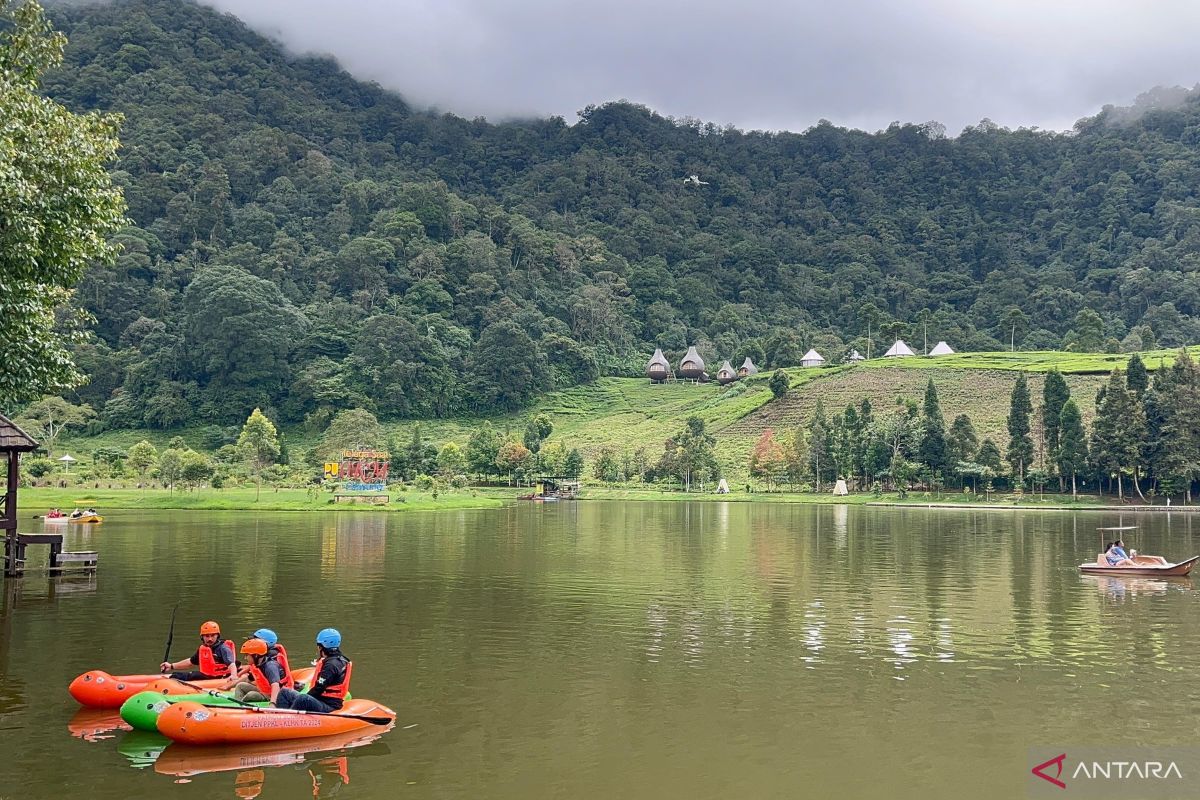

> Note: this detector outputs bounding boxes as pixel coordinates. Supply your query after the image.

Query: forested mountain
[36,0,1200,430]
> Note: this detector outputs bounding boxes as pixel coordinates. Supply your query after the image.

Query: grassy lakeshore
[15,484,1193,514]
[18,486,505,514]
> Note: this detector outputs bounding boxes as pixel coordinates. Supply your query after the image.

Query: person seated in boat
[46,508,63,519]
[230,627,296,689]
[1105,540,1137,567]
[273,628,350,713]
[160,620,237,680]
[84,507,97,516]
[227,638,291,704]
[69,507,82,519]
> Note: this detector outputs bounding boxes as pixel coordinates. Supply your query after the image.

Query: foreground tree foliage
[0,0,125,408]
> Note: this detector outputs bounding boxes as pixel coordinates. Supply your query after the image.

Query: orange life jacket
[247,652,293,694]
[197,639,235,677]
[310,654,352,700]
[273,643,294,687]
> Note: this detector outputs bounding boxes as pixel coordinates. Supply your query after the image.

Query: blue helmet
[251,628,278,646]
[316,628,341,649]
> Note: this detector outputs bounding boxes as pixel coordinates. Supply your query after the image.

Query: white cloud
[200,0,1200,133]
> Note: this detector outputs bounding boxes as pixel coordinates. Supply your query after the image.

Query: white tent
[832,479,849,496]
[928,341,955,356]
[800,348,825,367]
[716,478,730,494]
[884,339,915,358]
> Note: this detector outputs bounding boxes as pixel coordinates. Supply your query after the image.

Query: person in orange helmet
[224,637,291,704]
[160,620,237,680]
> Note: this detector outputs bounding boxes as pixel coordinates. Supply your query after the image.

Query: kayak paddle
[162,603,179,666]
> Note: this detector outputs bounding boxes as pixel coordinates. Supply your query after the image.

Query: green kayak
[119,690,267,732]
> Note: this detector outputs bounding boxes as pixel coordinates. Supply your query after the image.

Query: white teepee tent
[928,341,955,356]
[884,339,915,357]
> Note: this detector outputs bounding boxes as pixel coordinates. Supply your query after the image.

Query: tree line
[748,352,1200,501]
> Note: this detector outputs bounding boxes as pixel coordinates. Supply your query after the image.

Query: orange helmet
[199,620,221,636]
[240,638,268,656]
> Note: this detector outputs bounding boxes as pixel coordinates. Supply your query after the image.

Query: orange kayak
[70,666,316,708]
[142,667,315,698]
[156,699,395,745]
[69,670,227,708]
[154,727,387,776]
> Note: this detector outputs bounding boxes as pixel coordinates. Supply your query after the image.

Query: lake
[3,503,1199,798]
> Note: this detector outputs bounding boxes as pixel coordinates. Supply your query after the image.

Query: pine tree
[1158,350,1200,501]
[1042,369,1070,488]
[918,378,948,479]
[1126,353,1148,397]
[1090,370,1141,500]
[808,399,831,492]
[1006,374,1034,488]
[1057,399,1087,498]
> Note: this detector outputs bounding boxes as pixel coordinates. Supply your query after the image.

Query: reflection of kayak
[116,730,172,769]
[67,707,131,741]
[69,671,228,708]
[157,699,395,744]
[1079,554,1200,577]
[154,727,388,776]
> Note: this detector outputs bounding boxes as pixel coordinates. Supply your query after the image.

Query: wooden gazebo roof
[0,413,38,452]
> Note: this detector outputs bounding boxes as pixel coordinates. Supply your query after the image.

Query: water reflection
[148,727,390,797]
[9,504,1200,799]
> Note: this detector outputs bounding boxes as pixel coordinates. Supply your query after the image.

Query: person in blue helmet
[273,628,352,713]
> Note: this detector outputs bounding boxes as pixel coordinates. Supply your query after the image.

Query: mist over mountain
[36,0,1200,430]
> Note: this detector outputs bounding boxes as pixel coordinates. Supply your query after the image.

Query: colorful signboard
[324,450,389,491]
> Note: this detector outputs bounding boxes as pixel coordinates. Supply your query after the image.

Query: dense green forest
[27,0,1200,432]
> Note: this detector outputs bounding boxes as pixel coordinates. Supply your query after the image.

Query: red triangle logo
[1032,753,1067,789]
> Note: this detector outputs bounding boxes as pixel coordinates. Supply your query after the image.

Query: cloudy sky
[201,0,1200,134]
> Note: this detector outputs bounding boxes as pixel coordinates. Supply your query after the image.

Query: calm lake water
[3,502,1200,798]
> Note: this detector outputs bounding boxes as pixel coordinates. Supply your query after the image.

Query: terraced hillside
[728,368,1109,453]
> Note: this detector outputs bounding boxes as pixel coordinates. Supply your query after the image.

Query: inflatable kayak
[70,667,315,708]
[156,699,395,745]
[121,690,268,732]
[154,727,386,777]
[69,671,227,708]
[71,514,103,523]
[121,670,325,731]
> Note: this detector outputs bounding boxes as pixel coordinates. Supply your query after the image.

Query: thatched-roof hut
[646,348,671,382]
[928,341,955,356]
[738,357,759,377]
[801,348,825,367]
[884,339,915,358]
[679,346,705,380]
[716,360,737,384]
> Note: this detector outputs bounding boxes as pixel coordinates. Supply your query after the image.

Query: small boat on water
[156,698,395,745]
[1079,553,1200,577]
[71,513,103,524]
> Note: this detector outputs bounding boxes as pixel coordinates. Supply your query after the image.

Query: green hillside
[58,349,1181,483]
[9,0,1200,430]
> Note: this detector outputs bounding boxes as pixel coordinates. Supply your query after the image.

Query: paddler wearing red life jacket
[160,620,237,680]
[223,627,294,702]
[274,628,351,713]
